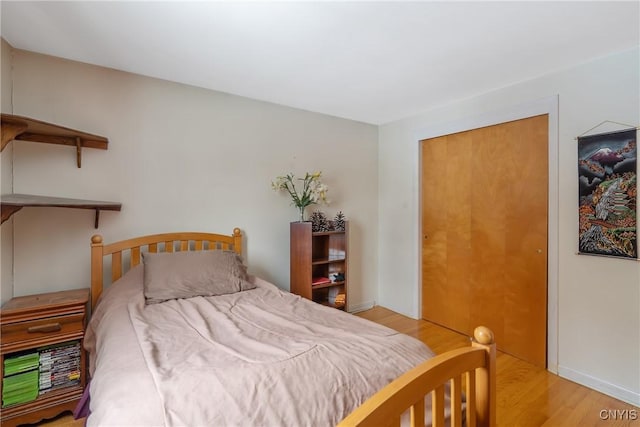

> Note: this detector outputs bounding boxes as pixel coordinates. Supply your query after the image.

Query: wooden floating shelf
[1,194,121,228]
[1,114,109,168]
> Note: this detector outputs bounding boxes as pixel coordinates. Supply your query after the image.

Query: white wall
[7,49,378,312]
[378,47,640,405]
[1,38,14,304]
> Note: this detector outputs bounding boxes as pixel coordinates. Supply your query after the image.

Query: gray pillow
[142,250,256,304]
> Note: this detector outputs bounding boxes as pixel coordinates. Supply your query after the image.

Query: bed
[86,229,495,427]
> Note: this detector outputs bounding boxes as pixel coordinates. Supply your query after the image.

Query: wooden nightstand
[0,289,89,427]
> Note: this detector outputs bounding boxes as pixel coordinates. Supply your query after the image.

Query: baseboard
[348,300,375,313]
[558,365,640,407]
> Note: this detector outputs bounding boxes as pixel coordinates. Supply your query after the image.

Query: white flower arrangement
[272,172,329,221]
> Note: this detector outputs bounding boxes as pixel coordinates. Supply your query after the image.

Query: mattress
[84,265,445,426]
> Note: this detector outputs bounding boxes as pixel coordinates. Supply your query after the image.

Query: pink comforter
[85,266,438,426]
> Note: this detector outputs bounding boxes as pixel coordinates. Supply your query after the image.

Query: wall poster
[578,128,637,259]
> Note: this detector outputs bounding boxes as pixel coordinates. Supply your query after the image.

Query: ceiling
[1,1,639,125]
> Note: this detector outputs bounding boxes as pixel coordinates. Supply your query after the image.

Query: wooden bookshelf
[290,221,348,310]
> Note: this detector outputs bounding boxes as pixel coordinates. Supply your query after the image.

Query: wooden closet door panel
[444,132,472,334]
[502,115,548,367]
[421,133,472,334]
[421,135,450,327]
[469,124,509,344]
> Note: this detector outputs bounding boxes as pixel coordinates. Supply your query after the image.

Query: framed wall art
[578,127,637,259]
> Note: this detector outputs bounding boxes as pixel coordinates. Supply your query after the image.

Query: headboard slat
[131,247,141,267]
[165,241,174,252]
[180,240,188,251]
[112,252,122,283]
[149,243,158,253]
[195,240,203,251]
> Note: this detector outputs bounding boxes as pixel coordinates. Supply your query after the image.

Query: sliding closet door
[421,114,548,368]
[421,131,473,335]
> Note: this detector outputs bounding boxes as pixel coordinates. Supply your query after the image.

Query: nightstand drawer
[1,313,84,345]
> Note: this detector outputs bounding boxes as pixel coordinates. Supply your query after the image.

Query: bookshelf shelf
[312,280,345,290]
[312,257,346,265]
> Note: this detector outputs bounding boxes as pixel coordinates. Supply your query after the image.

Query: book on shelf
[2,340,82,406]
[38,340,81,393]
[40,359,80,372]
[312,276,331,285]
[2,387,39,407]
[2,369,39,407]
[3,369,38,388]
[328,248,345,260]
[38,380,81,395]
[39,369,81,382]
[39,378,81,394]
[4,352,39,376]
[39,341,81,357]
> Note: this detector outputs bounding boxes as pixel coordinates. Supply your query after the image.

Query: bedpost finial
[473,326,494,345]
[233,228,241,237]
[91,234,103,244]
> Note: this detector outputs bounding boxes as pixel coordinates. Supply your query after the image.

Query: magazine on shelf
[312,276,331,286]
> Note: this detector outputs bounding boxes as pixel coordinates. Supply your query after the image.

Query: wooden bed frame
[89,230,496,427]
[338,326,496,427]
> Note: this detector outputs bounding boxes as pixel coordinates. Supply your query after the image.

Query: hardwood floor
[357,306,639,427]
[30,305,639,426]
[19,414,84,427]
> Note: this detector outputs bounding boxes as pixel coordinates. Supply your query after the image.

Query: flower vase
[298,206,306,222]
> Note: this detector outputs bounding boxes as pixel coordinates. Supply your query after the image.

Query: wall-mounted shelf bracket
[1,205,23,224]
[76,137,82,168]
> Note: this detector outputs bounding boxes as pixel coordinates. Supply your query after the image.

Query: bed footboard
[338,326,496,427]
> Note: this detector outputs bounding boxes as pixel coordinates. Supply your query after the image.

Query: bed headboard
[90,229,243,309]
